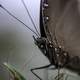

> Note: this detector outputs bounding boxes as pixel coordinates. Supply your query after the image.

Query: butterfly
[0,0,80,80]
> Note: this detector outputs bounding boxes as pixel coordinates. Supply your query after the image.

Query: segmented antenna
[21,0,40,36]
[0,4,39,37]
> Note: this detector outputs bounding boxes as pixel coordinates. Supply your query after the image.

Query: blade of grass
[3,62,26,80]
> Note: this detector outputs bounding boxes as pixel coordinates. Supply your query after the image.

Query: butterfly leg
[31,64,52,80]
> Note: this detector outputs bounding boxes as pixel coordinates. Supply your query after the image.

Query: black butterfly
[0,0,80,80]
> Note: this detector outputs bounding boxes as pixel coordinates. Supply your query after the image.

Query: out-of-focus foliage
[3,62,26,80]
[0,77,4,80]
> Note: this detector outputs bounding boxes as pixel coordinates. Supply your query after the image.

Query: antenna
[21,0,40,36]
[0,4,39,37]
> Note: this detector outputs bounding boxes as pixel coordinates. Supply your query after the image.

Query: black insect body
[30,0,80,79]
[33,36,69,67]
[33,36,55,64]
[32,35,70,80]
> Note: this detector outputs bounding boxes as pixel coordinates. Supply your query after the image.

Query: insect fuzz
[33,36,69,68]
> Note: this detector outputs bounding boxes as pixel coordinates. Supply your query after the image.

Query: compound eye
[40,43,46,49]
